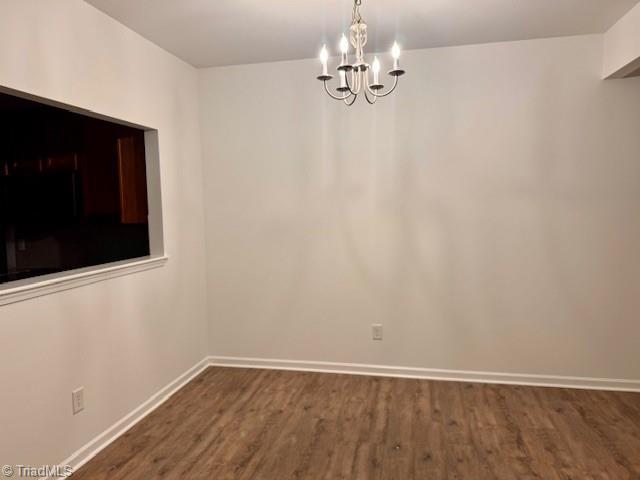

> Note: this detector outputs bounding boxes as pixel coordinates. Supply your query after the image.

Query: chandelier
[317,0,405,106]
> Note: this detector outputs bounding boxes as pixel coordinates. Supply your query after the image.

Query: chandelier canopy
[317,0,405,106]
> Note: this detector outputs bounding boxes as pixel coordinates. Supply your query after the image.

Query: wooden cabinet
[117,134,148,224]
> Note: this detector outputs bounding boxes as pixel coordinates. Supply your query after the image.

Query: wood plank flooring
[72,367,640,479]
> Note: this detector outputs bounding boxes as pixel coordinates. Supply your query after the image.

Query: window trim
[0,255,168,307]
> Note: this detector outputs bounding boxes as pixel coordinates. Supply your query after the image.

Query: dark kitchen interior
[0,92,150,285]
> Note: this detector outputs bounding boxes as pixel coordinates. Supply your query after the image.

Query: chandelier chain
[352,0,362,24]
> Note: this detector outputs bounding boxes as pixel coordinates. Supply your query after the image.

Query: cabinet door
[117,135,148,224]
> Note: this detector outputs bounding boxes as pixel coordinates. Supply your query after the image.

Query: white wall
[0,0,208,466]
[603,2,640,78]
[200,35,640,381]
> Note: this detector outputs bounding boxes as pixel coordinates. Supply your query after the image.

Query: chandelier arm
[364,89,377,104]
[344,93,358,106]
[363,73,377,104]
[354,70,364,94]
[367,75,399,98]
[323,80,352,101]
[344,70,360,96]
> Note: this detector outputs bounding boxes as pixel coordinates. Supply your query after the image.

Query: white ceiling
[85,0,639,68]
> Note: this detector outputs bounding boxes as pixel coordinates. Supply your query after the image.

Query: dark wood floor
[72,367,640,479]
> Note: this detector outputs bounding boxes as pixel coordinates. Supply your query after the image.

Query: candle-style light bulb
[320,45,329,64]
[320,45,329,76]
[339,34,349,68]
[391,42,401,59]
[391,42,401,71]
[340,34,349,54]
[372,56,381,84]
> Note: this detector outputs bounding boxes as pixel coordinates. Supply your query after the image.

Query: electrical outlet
[372,324,383,341]
[72,387,85,415]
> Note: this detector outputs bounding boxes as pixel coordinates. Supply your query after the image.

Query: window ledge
[0,255,168,307]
